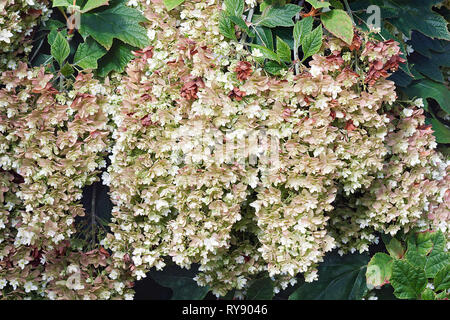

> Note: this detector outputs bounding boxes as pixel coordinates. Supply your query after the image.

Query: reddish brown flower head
[349,32,362,51]
[141,114,155,127]
[345,119,356,132]
[132,47,154,59]
[180,77,205,100]
[228,87,246,101]
[365,55,406,86]
[330,110,336,120]
[234,61,253,81]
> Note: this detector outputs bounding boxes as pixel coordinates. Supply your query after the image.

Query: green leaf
[385,238,405,259]
[150,265,209,300]
[219,12,237,40]
[255,4,301,28]
[225,0,244,17]
[409,45,450,83]
[50,32,70,67]
[389,69,412,88]
[60,63,74,77]
[73,37,108,69]
[421,288,435,300]
[81,0,109,12]
[436,291,449,300]
[402,79,450,114]
[254,26,274,50]
[31,54,53,67]
[246,277,274,300]
[229,15,254,37]
[40,19,65,31]
[272,27,294,49]
[428,118,450,144]
[163,0,185,11]
[306,0,330,9]
[79,1,149,50]
[250,44,280,62]
[320,9,353,45]
[289,252,369,300]
[52,0,72,7]
[329,0,343,9]
[96,40,135,77]
[434,265,450,291]
[260,1,268,12]
[366,253,393,288]
[276,36,291,63]
[48,28,68,45]
[424,232,449,278]
[301,25,322,61]
[410,32,446,58]
[383,0,450,41]
[415,232,435,256]
[404,244,426,270]
[264,60,285,75]
[293,16,313,52]
[390,259,427,299]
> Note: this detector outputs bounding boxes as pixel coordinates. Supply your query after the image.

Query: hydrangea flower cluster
[0,0,51,71]
[101,0,449,296]
[0,64,133,299]
[0,0,448,299]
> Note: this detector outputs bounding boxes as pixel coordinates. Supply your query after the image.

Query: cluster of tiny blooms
[100,0,448,297]
[0,0,51,71]
[0,0,448,299]
[0,65,134,299]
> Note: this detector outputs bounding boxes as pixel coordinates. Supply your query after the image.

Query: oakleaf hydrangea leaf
[301,25,322,61]
[294,16,313,52]
[73,37,107,69]
[96,40,135,77]
[385,238,405,259]
[391,259,427,299]
[79,0,149,50]
[246,277,274,300]
[150,265,209,300]
[255,4,301,28]
[289,252,369,300]
[224,0,244,17]
[219,12,237,40]
[50,31,70,67]
[276,36,291,62]
[434,265,450,291]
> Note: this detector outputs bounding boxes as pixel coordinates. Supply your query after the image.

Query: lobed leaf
[150,265,209,300]
[289,252,369,300]
[50,32,70,67]
[293,16,313,52]
[73,37,108,69]
[255,4,301,28]
[246,277,274,300]
[301,25,322,61]
[390,259,427,299]
[96,40,136,77]
[79,0,149,50]
[276,36,291,62]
